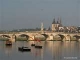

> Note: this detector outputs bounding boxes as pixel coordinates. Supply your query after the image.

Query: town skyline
[0,17,79,31]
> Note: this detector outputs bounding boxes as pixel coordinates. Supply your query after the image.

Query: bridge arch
[58,34,65,41]
[53,34,64,41]
[1,35,10,38]
[41,34,49,40]
[34,34,46,40]
[73,35,80,41]
[18,34,29,40]
[0,35,11,41]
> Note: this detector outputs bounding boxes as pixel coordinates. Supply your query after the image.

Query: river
[0,41,80,60]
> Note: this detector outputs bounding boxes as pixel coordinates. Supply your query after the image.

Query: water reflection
[0,41,80,60]
[5,45,12,54]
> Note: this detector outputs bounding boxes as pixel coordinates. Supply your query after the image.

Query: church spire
[58,17,61,24]
[41,22,44,33]
[41,22,44,31]
[59,17,61,24]
[52,18,56,24]
[57,20,59,24]
[59,17,62,26]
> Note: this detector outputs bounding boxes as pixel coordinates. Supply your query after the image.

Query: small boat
[5,41,12,46]
[33,39,42,49]
[18,47,31,52]
[31,44,35,46]
[35,45,42,49]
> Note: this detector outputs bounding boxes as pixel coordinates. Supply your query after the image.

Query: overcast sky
[0,0,80,30]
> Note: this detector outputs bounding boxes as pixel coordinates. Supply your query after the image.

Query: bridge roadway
[0,31,80,42]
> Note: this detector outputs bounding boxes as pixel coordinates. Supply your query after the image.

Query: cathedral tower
[52,18,56,31]
[52,17,61,31]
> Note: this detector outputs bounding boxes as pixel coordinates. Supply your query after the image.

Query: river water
[0,41,80,60]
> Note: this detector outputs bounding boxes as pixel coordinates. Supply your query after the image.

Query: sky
[0,0,80,30]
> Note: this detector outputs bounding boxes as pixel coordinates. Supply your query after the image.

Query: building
[52,18,62,32]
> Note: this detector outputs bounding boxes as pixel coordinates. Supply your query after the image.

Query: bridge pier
[9,35,16,42]
[49,35,54,40]
[65,35,71,41]
[29,36,35,40]
[78,39,80,42]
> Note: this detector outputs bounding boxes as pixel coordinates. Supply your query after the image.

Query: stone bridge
[0,31,80,42]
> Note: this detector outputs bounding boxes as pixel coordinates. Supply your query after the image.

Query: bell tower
[52,18,56,31]
[58,17,62,26]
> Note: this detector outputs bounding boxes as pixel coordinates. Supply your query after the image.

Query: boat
[31,42,35,46]
[18,47,31,52]
[30,37,35,46]
[31,44,35,46]
[34,38,42,49]
[35,45,42,49]
[5,40,12,46]
[30,37,42,48]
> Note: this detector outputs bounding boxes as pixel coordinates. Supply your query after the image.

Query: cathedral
[52,17,62,32]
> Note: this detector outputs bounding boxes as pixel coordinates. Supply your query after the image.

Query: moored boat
[18,47,31,52]
[31,44,35,46]
[34,38,42,49]
[5,40,12,46]
[35,45,42,49]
